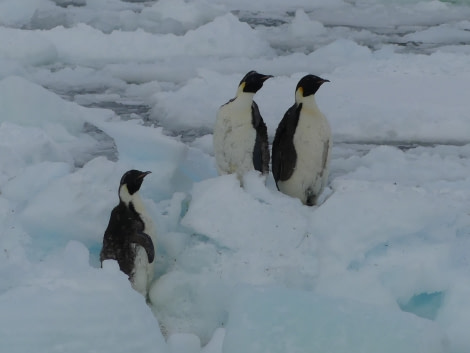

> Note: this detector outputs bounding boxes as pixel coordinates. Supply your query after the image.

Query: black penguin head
[296,74,330,98]
[238,71,273,94]
[119,169,151,196]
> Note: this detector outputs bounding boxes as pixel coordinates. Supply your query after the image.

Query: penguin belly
[214,105,257,178]
[129,195,156,297]
[131,245,154,296]
[278,110,331,205]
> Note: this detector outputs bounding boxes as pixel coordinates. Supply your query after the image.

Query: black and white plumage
[213,70,272,179]
[100,169,156,298]
[272,74,332,206]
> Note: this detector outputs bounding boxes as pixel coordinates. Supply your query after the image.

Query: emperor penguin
[100,169,156,298]
[213,70,272,180]
[272,74,332,206]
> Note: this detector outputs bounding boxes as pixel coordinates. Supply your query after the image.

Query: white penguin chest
[214,102,256,175]
[119,185,156,296]
[293,109,331,169]
[130,195,155,295]
[131,195,154,237]
[278,107,332,203]
[120,186,156,242]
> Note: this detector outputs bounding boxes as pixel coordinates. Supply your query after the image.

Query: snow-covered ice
[224,286,449,353]
[1,0,470,352]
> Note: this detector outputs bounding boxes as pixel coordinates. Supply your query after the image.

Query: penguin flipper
[251,101,270,174]
[272,104,300,184]
[99,240,116,266]
[130,231,155,263]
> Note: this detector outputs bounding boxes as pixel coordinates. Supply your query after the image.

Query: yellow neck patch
[295,87,304,103]
[237,82,246,94]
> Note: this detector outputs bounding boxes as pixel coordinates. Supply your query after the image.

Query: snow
[1,0,470,353]
[223,286,450,353]
[0,241,168,353]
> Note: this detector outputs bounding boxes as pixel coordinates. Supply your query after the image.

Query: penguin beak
[261,75,273,81]
[138,171,152,179]
[321,78,330,83]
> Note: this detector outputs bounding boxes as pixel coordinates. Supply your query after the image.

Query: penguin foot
[305,189,318,206]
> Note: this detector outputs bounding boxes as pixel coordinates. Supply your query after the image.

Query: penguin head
[295,74,329,101]
[238,71,273,94]
[119,169,151,196]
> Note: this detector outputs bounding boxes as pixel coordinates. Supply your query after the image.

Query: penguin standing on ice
[100,169,156,298]
[272,74,332,206]
[213,71,272,179]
